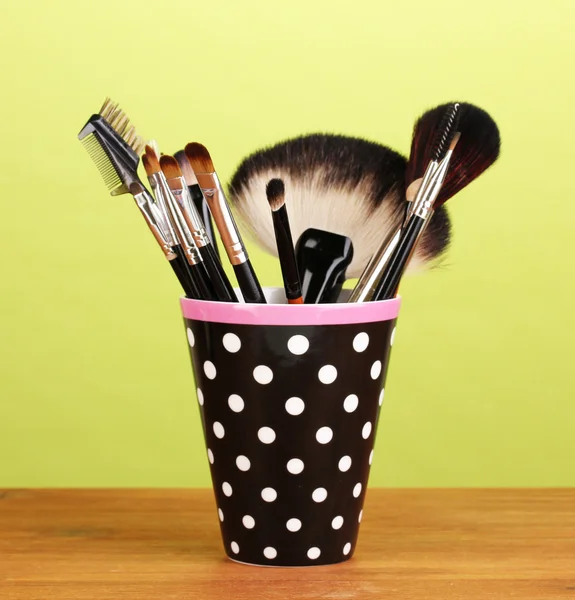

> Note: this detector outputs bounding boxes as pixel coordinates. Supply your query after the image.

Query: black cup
[181,288,401,566]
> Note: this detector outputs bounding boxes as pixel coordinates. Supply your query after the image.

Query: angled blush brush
[373,103,462,301]
[265,178,303,304]
[159,155,238,303]
[77,98,198,297]
[185,142,266,304]
[227,134,451,282]
[174,150,221,259]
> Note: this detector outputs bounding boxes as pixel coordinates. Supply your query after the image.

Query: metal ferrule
[147,174,177,247]
[149,172,202,266]
[348,227,402,303]
[132,189,177,260]
[195,171,248,266]
[412,151,454,220]
[406,160,437,219]
[167,177,211,249]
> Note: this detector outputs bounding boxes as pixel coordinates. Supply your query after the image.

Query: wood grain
[0,489,574,599]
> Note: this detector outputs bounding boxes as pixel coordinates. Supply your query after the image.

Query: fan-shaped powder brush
[227,134,451,281]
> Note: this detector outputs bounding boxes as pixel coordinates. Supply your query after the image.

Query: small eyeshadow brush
[185,142,266,304]
[265,178,303,304]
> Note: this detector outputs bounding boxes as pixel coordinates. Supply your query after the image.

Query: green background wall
[1,0,573,487]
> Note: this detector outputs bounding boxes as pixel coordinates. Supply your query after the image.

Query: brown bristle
[159,155,183,180]
[174,150,198,186]
[265,178,286,212]
[98,97,146,156]
[407,102,500,207]
[142,154,153,178]
[144,145,161,174]
[184,143,215,174]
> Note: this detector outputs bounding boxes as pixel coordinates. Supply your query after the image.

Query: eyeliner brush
[174,150,220,259]
[159,155,238,303]
[143,148,215,301]
[185,142,267,304]
[265,179,303,304]
[373,104,462,301]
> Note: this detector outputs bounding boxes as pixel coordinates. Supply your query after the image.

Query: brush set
[78,98,500,305]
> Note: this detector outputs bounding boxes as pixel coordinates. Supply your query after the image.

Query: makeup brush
[128,182,201,298]
[185,142,267,304]
[265,178,303,304]
[159,155,238,303]
[227,134,451,280]
[143,147,216,301]
[174,150,220,258]
[350,101,500,302]
[77,98,198,297]
[372,103,462,301]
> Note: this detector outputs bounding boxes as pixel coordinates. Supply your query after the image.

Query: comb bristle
[96,97,147,156]
[81,132,124,194]
[265,178,286,211]
[144,145,161,174]
[184,143,215,174]
[431,103,460,161]
[174,150,199,186]
[159,155,183,180]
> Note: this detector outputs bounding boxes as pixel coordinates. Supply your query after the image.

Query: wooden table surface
[1,489,574,599]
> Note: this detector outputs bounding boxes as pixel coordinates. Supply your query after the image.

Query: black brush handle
[272,207,302,301]
[189,184,220,259]
[199,245,238,302]
[372,215,425,301]
[189,261,217,301]
[233,261,266,303]
[171,245,201,299]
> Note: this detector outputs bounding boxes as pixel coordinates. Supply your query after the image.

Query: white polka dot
[242,515,255,529]
[316,426,333,444]
[228,394,244,413]
[369,449,374,465]
[353,332,369,352]
[213,422,225,439]
[339,456,352,472]
[332,516,344,530]
[353,483,362,497]
[287,458,304,474]
[312,487,327,502]
[236,455,251,471]
[258,427,276,444]
[370,360,382,380]
[362,422,372,439]
[261,487,277,502]
[379,388,385,406]
[197,388,204,406]
[343,543,351,555]
[204,360,216,379]
[358,510,363,523]
[253,365,273,384]
[390,326,396,346]
[218,508,224,521]
[222,332,241,352]
[318,365,337,384]
[263,547,277,559]
[187,327,195,347]
[307,547,321,560]
[222,482,232,497]
[207,448,214,464]
[343,394,358,413]
[231,541,239,554]
[286,518,302,532]
[287,334,309,355]
[285,397,305,415]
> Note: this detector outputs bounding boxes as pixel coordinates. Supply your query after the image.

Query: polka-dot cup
[181,287,400,567]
